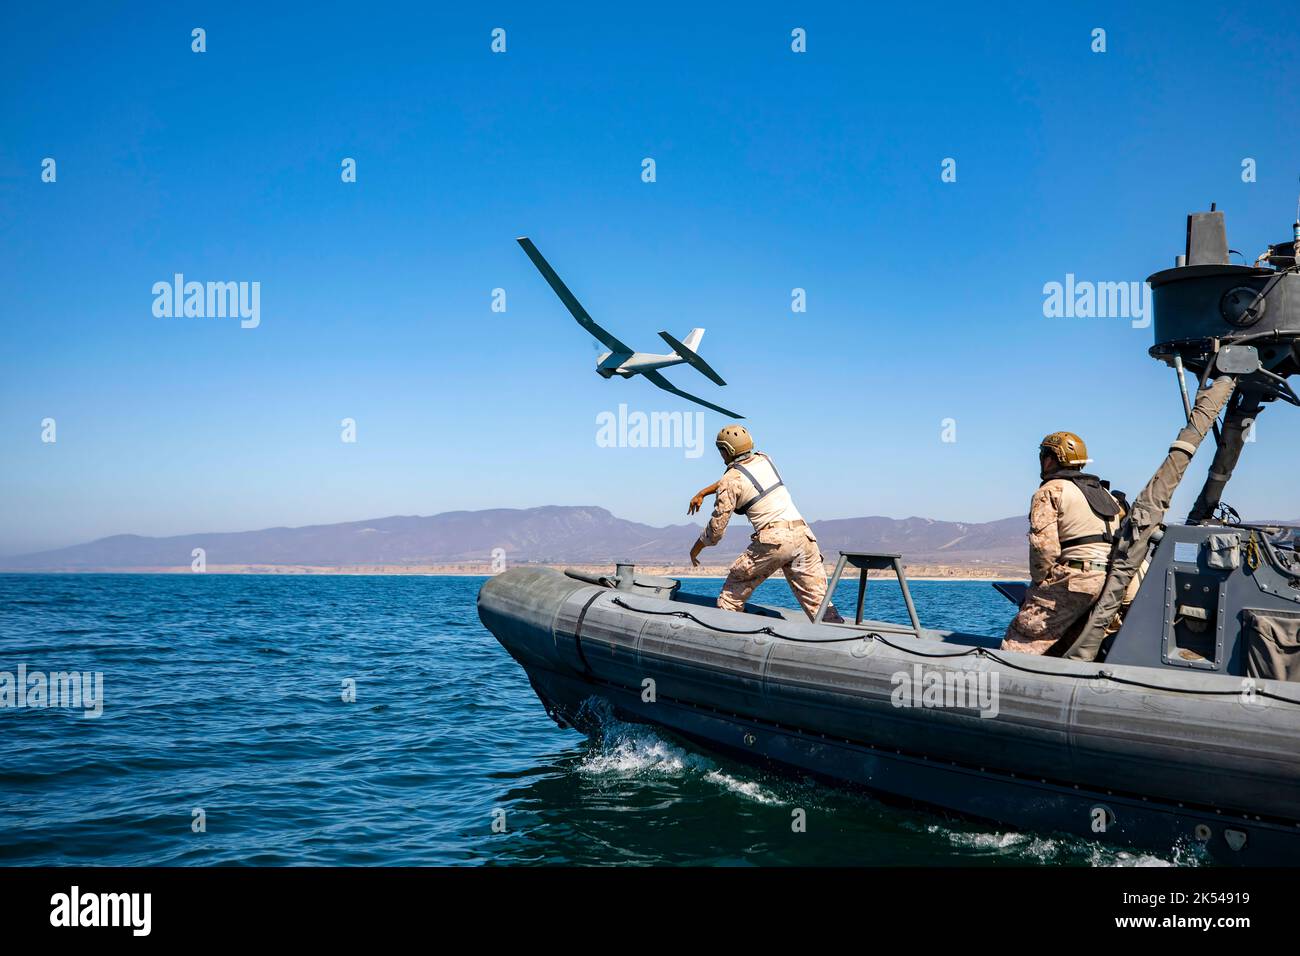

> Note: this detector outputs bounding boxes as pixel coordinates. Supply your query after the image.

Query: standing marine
[1001,431,1123,655]
[688,425,844,623]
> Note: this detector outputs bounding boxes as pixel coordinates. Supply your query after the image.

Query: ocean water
[0,573,1193,867]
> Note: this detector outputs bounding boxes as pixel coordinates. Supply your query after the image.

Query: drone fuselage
[595,350,684,379]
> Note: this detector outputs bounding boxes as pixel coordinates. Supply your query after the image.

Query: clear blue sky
[2,2,1297,555]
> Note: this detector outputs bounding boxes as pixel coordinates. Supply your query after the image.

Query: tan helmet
[716,424,754,463]
[1039,431,1089,468]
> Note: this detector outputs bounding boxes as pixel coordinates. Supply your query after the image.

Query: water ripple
[0,573,1186,866]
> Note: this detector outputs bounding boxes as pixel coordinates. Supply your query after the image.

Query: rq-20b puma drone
[517,237,744,418]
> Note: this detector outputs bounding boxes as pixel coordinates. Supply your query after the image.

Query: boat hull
[479,567,1300,865]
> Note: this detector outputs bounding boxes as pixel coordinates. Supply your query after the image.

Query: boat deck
[667,588,1002,649]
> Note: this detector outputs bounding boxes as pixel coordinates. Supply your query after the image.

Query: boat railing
[815,551,923,637]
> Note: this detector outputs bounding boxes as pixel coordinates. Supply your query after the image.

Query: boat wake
[572,694,1210,866]
[924,824,1206,868]
[575,700,783,806]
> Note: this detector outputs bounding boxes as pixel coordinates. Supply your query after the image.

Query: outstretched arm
[688,481,720,515]
[691,476,739,566]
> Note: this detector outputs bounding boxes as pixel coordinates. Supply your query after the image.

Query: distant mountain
[808,515,1028,563]
[2,507,1033,570]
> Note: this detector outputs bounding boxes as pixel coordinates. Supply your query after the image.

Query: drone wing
[657,329,727,386]
[516,237,633,355]
[640,369,744,419]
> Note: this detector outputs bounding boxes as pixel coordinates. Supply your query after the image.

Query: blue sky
[2,2,1298,555]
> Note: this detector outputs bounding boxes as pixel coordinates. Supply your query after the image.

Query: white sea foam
[579,728,708,776]
[935,827,1064,862]
[1092,849,1176,868]
[703,770,782,806]
[927,823,1189,867]
[577,707,782,805]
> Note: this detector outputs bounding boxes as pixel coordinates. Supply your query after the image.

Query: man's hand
[688,481,720,516]
[689,540,704,568]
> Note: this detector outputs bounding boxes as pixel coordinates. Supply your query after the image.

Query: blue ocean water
[0,573,1190,866]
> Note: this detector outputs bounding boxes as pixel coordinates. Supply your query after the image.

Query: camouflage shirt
[698,467,748,547]
[1027,479,1117,583]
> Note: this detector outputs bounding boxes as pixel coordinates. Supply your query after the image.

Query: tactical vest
[1045,470,1123,553]
[730,453,803,530]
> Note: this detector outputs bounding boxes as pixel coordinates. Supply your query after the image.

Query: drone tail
[657,329,726,386]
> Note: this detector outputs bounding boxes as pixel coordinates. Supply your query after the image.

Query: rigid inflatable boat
[478,208,1300,865]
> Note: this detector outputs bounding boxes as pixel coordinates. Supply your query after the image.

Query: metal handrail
[814,550,923,637]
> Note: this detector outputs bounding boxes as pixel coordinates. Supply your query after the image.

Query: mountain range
[7,506,1293,571]
[2,506,1033,570]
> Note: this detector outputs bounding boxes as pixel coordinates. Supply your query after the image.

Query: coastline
[0,561,1030,581]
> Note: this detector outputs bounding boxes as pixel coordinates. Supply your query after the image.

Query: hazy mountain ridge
[6,507,1294,570]
[5,507,1028,569]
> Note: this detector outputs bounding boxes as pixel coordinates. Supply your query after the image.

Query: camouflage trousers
[1001,564,1107,655]
[719,525,844,623]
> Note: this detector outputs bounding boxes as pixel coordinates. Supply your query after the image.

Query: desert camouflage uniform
[699,454,844,623]
[1001,478,1118,654]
